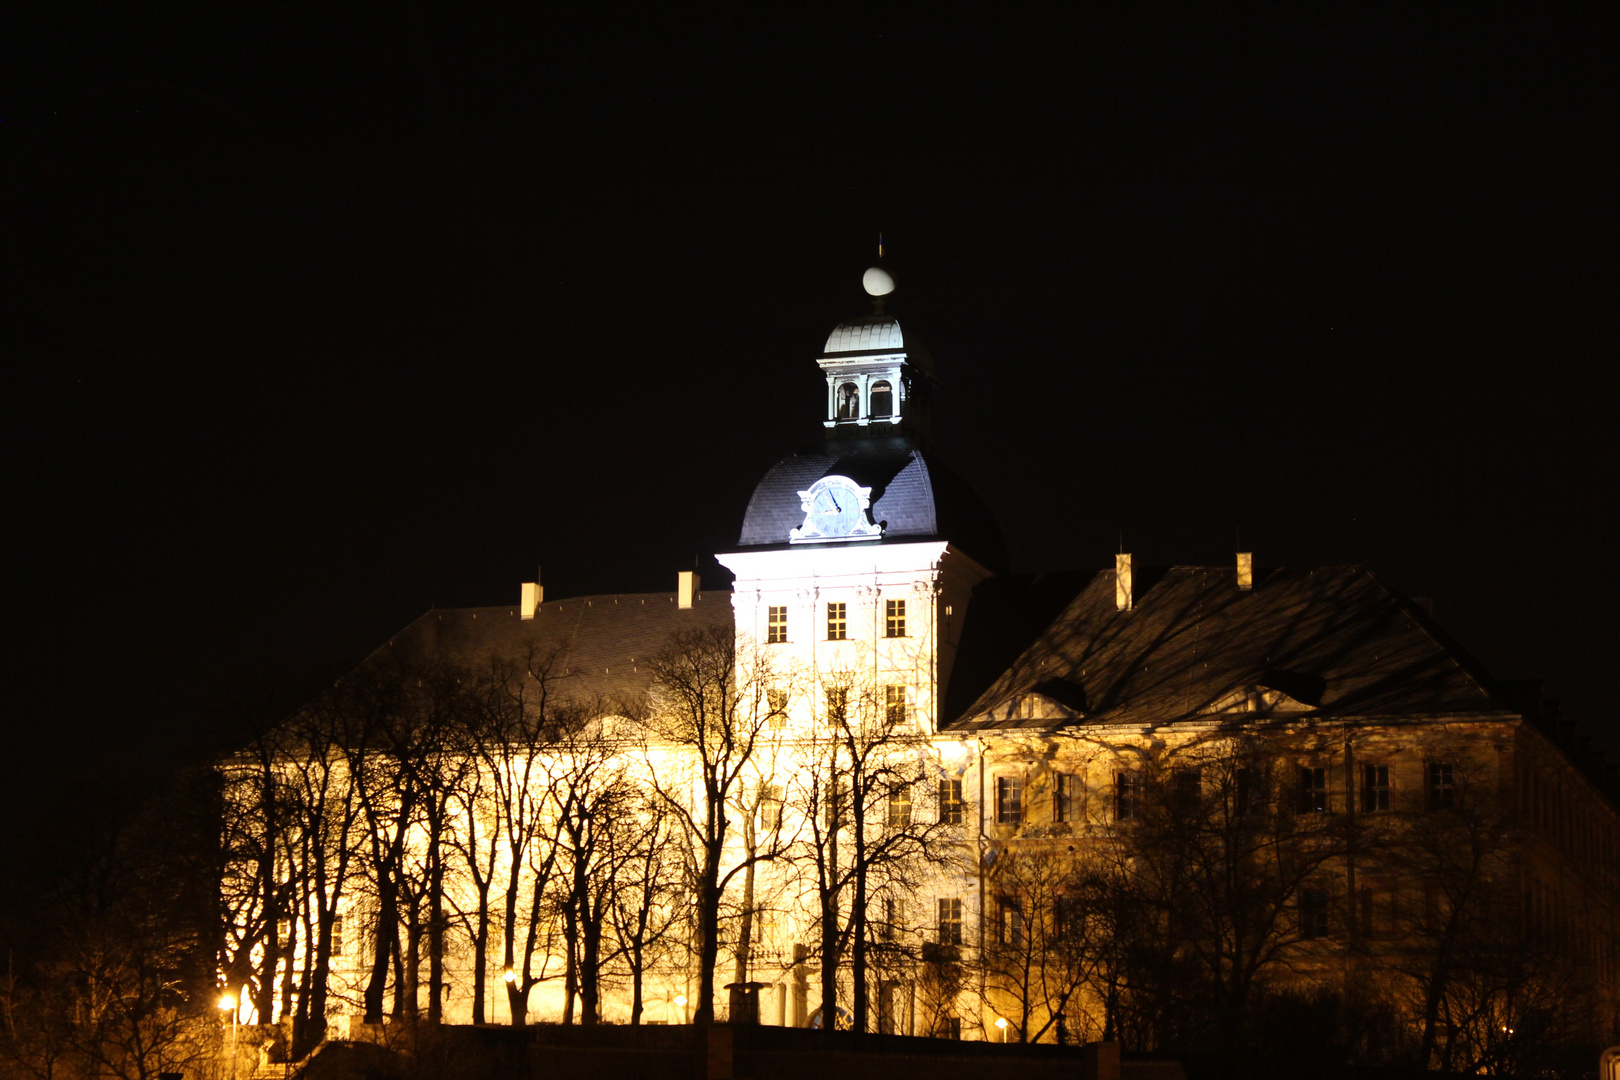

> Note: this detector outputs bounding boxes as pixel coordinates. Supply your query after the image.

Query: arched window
[837,382,859,419]
[869,380,893,418]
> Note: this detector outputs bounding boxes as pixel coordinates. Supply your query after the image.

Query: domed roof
[736,435,1008,573]
[824,313,906,355]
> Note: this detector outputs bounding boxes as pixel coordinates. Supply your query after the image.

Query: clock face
[790,476,881,543]
[809,482,862,536]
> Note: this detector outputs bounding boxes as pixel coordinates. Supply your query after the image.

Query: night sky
[4,8,1616,845]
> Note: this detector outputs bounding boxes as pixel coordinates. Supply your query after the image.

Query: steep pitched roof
[378,590,733,708]
[946,566,1512,731]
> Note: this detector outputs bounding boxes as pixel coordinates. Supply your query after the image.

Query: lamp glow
[218,993,236,1011]
[503,969,516,984]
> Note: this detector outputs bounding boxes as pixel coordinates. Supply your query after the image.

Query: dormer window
[869,380,893,418]
[837,383,860,419]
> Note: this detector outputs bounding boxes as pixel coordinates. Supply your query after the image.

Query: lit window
[869,380,893,418]
[766,689,788,730]
[885,685,908,723]
[760,785,783,830]
[1362,764,1390,812]
[996,775,1023,825]
[938,779,964,825]
[937,898,963,946]
[1301,888,1330,939]
[1055,772,1081,822]
[766,606,788,644]
[886,784,912,828]
[826,602,847,640]
[1427,762,1455,810]
[331,915,344,958]
[1116,771,1142,821]
[1299,766,1329,813]
[885,599,906,638]
[825,685,848,725]
[997,897,1023,947]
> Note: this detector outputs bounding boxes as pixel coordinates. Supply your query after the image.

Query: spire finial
[878,232,884,260]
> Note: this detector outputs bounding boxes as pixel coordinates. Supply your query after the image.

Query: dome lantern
[817,265,935,439]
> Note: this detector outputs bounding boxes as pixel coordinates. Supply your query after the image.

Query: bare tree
[1070,740,1352,1053]
[603,793,685,1024]
[789,663,961,1034]
[465,651,576,1026]
[1380,755,1593,1075]
[637,627,782,1025]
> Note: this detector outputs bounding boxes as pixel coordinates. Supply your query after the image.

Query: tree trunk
[693,841,723,1025]
[850,805,867,1034]
[471,884,491,1024]
[427,831,444,1024]
[629,941,645,1025]
[364,869,397,1023]
[580,898,602,1026]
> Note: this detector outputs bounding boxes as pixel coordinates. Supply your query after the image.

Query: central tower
[716,263,1006,733]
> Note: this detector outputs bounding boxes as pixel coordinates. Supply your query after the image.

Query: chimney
[678,570,701,609]
[1236,552,1253,591]
[1115,553,1133,611]
[520,581,543,620]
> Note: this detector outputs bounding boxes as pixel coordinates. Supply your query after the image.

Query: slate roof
[379,590,733,708]
[734,435,1010,574]
[944,565,1515,731]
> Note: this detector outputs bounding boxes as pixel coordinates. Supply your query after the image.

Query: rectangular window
[1055,772,1081,822]
[766,605,788,644]
[996,775,1023,825]
[885,685,908,723]
[1362,764,1390,812]
[997,897,1024,947]
[824,781,844,832]
[1116,771,1142,822]
[331,915,344,958]
[1299,766,1329,813]
[881,898,905,941]
[760,785,783,830]
[1301,888,1330,940]
[886,784,913,828]
[1173,766,1202,806]
[825,685,848,725]
[938,778,964,825]
[1236,767,1260,816]
[766,688,789,730]
[826,601,847,640]
[937,897,963,946]
[885,598,907,638]
[1427,762,1455,810]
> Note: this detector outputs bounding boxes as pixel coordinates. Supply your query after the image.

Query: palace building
[225,263,1620,1064]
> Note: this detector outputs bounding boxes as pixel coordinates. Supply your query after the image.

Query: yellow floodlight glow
[674,994,687,1007]
[994,1016,1008,1029]
[503,969,517,984]
[218,993,236,1011]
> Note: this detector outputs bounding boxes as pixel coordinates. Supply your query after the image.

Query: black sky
[3,6,1617,840]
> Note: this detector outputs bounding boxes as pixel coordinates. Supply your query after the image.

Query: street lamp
[995,1016,1009,1043]
[217,993,238,1080]
[674,994,688,1025]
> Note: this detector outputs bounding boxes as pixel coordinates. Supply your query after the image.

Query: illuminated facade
[224,265,1620,1061]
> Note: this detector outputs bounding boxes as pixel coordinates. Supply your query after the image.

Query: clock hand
[827,491,841,512]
